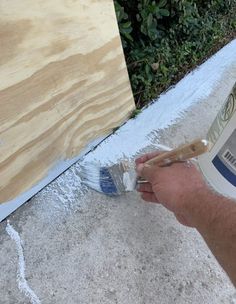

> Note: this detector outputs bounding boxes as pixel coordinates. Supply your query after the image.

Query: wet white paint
[83,40,236,166]
[123,171,136,191]
[6,222,41,304]
[0,136,105,222]
[1,40,235,220]
[79,40,236,194]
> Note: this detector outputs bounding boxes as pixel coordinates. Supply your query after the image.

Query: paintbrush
[80,139,210,196]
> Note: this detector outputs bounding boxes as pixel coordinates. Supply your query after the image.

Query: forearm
[190,189,236,286]
[136,158,236,284]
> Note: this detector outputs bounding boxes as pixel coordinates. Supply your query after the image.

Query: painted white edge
[84,39,236,165]
[1,39,236,221]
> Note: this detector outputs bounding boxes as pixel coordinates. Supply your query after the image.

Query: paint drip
[6,221,41,304]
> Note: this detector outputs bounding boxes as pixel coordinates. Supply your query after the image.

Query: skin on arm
[136,152,236,286]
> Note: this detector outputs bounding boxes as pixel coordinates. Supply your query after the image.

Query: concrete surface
[1,42,236,304]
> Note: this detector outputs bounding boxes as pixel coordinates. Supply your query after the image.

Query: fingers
[136,163,158,181]
[137,182,159,203]
[141,192,159,203]
[135,151,163,165]
[137,183,153,193]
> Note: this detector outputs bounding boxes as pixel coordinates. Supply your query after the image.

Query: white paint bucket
[198,83,236,199]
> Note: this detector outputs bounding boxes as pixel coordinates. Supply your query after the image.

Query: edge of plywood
[0,135,107,222]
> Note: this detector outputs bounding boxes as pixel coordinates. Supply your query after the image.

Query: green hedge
[114,0,236,107]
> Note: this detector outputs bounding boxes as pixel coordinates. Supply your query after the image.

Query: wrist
[184,186,221,229]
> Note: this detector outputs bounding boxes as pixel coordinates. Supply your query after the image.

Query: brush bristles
[79,164,103,193]
[99,167,119,195]
[79,163,119,195]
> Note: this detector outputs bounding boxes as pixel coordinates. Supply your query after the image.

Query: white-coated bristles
[80,141,203,195]
[79,163,103,193]
[79,144,180,194]
[123,170,137,191]
[79,161,131,195]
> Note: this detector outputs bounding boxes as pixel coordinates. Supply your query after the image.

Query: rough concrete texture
[1,49,236,303]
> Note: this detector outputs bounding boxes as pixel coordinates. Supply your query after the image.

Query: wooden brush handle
[146,139,209,167]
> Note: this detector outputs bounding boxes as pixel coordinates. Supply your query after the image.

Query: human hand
[135,152,210,227]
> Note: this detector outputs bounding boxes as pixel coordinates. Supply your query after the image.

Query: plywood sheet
[0,0,135,206]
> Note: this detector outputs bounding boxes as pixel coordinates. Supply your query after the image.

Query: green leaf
[122,21,132,29]
[147,13,154,28]
[145,64,151,75]
[159,8,169,17]
[113,0,235,107]
[158,0,167,8]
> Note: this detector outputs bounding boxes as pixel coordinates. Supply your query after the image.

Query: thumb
[136,163,156,182]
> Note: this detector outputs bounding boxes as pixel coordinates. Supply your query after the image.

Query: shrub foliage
[114,0,236,107]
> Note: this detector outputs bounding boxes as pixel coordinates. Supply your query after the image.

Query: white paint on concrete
[1,40,235,222]
[1,40,236,304]
[0,135,106,222]
[83,39,236,166]
[6,222,41,304]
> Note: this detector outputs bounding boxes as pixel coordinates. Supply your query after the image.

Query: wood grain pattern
[0,0,135,204]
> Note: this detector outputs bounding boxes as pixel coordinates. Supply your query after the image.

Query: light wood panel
[0,0,135,204]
